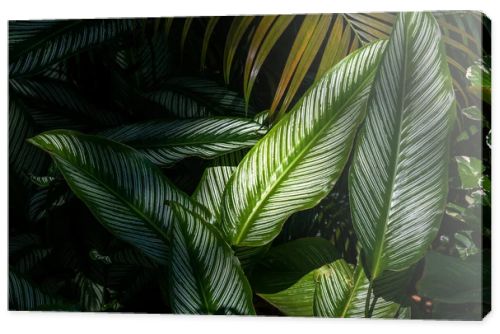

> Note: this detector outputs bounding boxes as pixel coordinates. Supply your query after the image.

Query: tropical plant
[9,11,490,319]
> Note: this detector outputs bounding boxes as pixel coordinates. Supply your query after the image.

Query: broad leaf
[192,151,245,220]
[103,118,266,167]
[314,260,403,318]
[259,259,404,318]
[146,77,252,118]
[417,251,483,304]
[259,270,317,316]
[349,12,455,279]
[221,40,387,246]
[9,98,48,187]
[28,130,201,265]
[9,270,59,310]
[252,237,338,293]
[169,202,255,315]
[9,19,136,77]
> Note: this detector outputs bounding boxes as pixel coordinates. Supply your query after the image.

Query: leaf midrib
[233,61,378,245]
[52,154,171,243]
[339,265,364,317]
[369,16,410,279]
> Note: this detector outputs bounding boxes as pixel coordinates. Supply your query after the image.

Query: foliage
[9,11,490,319]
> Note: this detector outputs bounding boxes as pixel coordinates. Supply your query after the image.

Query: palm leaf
[221,40,387,246]
[200,17,220,71]
[242,16,294,108]
[349,12,455,279]
[169,202,255,315]
[9,19,136,77]
[28,130,204,265]
[223,16,255,84]
[275,15,332,119]
[103,118,266,167]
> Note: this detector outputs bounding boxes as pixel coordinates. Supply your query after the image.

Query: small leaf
[455,156,483,189]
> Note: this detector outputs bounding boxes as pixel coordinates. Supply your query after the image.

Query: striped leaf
[259,260,404,318]
[103,118,265,167]
[313,260,403,318]
[9,98,48,187]
[192,151,245,220]
[28,130,201,265]
[9,270,59,310]
[9,19,136,77]
[221,40,387,246]
[169,202,255,315]
[349,12,455,279]
[146,77,252,118]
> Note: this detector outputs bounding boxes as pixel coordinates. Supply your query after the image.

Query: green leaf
[221,40,387,246]
[103,118,267,167]
[28,130,202,265]
[252,237,338,294]
[223,16,255,84]
[259,260,403,318]
[11,77,125,128]
[169,202,255,315]
[461,106,482,121]
[146,77,252,118]
[349,12,455,279]
[9,98,48,187]
[9,270,59,310]
[180,18,194,62]
[9,19,136,77]
[192,151,245,220]
[277,15,333,118]
[200,17,220,71]
[455,156,483,189]
[259,269,317,316]
[243,15,294,108]
[343,13,396,44]
[313,261,401,318]
[417,251,483,304]
[466,56,491,103]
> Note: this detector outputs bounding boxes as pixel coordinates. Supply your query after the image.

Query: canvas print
[8,11,490,320]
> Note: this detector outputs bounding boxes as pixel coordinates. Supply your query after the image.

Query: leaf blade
[349,12,455,279]
[222,40,387,246]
